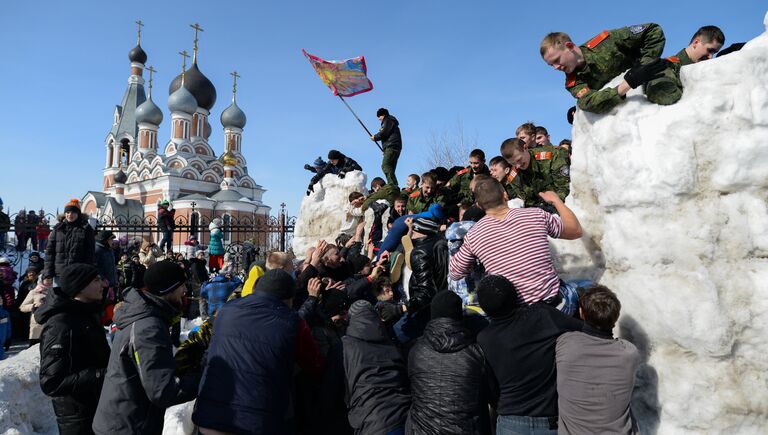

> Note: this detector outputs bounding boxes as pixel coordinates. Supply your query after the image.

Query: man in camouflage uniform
[489,156,523,202]
[362,177,401,212]
[540,23,680,114]
[672,25,725,66]
[407,172,445,214]
[447,149,490,205]
[501,138,570,212]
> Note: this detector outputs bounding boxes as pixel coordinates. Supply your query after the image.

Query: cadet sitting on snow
[540,23,680,114]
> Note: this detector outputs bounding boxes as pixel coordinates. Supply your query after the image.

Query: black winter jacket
[309,155,363,187]
[94,242,117,288]
[343,302,410,434]
[407,235,449,312]
[44,215,95,279]
[92,288,197,435]
[406,317,486,435]
[36,287,110,434]
[373,115,403,150]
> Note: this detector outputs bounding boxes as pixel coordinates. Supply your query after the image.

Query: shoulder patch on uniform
[565,73,577,88]
[585,31,609,49]
[534,151,553,161]
[629,24,647,35]
[575,87,590,98]
[456,168,469,176]
[409,191,421,198]
[507,168,518,183]
[666,56,680,64]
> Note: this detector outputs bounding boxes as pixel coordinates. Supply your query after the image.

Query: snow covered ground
[552,12,768,434]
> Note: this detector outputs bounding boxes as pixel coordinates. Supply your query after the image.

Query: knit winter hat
[59,263,100,298]
[159,199,170,207]
[313,156,326,167]
[64,198,81,214]
[431,290,463,320]
[0,257,10,265]
[254,268,296,300]
[477,275,518,318]
[349,299,374,317]
[144,260,187,295]
[376,108,389,117]
[327,149,344,161]
[321,289,350,318]
[96,230,115,245]
[413,218,440,236]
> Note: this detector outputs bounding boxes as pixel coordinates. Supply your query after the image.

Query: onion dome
[114,169,128,184]
[220,98,246,129]
[135,97,163,125]
[128,44,148,64]
[168,63,217,111]
[168,85,197,114]
[220,150,238,167]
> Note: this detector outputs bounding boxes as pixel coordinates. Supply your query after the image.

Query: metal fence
[0,205,296,276]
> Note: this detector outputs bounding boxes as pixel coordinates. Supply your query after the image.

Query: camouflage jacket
[175,318,213,376]
[502,168,524,201]
[566,23,666,113]
[512,146,571,208]
[672,47,694,67]
[407,190,445,214]
[448,165,490,204]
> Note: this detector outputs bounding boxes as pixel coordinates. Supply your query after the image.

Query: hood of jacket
[423,317,474,353]
[346,303,389,343]
[34,286,101,324]
[113,287,178,330]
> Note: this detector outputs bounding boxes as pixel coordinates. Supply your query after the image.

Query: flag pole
[338,95,383,152]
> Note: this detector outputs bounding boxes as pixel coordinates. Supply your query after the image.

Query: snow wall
[551,12,768,434]
[293,170,368,255]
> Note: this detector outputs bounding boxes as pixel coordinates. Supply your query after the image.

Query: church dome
[220,150,238,167]
[114,169,128,184]
[168,63,217,111]
[135,97,163,125]
[168,85,197,114]
[220,99,246,129]
[128,44,147,64]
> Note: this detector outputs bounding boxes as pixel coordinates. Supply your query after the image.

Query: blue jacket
[192,291,298,434]
[199,276,242,317]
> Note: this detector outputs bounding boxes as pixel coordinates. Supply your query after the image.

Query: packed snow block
[551,12,768,435]
[0,346,57,435]
[293,170,367,255]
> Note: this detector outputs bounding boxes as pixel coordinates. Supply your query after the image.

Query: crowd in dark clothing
[7,107,643,435]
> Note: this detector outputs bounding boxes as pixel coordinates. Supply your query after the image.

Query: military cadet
[673,25,725,66]
[407,172,445,214]
[403,173,420,194]
[540,23,678,114]
[370,108,402,187]
[362,177,401,212]
[488,156,522,201]
[500,138,570,211]
[516,122,538,148]
[535,126,553,147]
[447,149,491,205]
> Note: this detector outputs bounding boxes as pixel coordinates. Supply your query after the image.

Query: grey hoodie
[92,288,197,435]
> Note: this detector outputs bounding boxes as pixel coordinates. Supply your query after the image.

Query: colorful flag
[302,49,373,97]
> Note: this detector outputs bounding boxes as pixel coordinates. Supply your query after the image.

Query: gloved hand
[338,172,346,179]
[303,164,313,171]
[566,106,576,125]
[377,303,403,324]
[623,58,669,89]
[306,185,314,196]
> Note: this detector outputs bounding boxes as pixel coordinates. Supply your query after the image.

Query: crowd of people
[0,21,740,435]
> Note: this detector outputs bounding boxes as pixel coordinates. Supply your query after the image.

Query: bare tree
[424,119,478,170]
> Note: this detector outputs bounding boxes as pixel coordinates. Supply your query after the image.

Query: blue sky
[1,1,764,217]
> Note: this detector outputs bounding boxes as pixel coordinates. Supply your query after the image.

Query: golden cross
[146,65,156,96]
[179,50,190,83]
[135,19,144,44]
[230,71,240,98]
[190,23,204,62]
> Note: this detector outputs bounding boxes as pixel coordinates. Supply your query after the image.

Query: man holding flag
[371,108,402,187]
